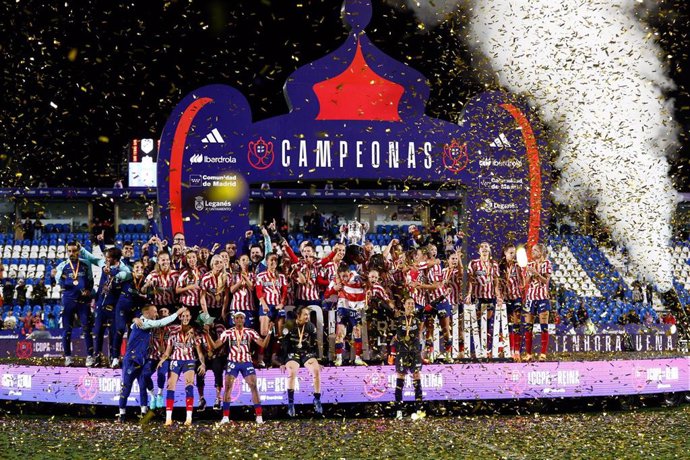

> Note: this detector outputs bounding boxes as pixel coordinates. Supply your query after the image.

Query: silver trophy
[339,219,370,246]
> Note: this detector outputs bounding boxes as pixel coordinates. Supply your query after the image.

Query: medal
[69,259,80,286]
[297,324,305,350]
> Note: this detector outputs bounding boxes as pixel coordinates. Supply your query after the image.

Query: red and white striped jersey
[388,257,405,287]
[526,260,552,301]
[166,328,200,361]
[221,327,260,362]
[503,262,525,300]
[467,259,499,299]
[177,268,203,306]
[327,271,366,310]
[367,282,391,305]
[255,271,288,306]
[406,268,428,306]
[426,262,447,301]
[293,261,322,301]
[201,271,229,309]
[231,272,255,311]
[145,270,179,306]
[322,261,338,283]
[442,267,463,305]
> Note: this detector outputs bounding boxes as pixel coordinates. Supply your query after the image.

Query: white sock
[119,408,126,415]
[186,410,192,422]
[141,406,148,414]
[157,389,163,396]
[166,410,172,422]
[221,416,229,422]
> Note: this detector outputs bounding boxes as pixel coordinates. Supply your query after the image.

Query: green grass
[0,405,689,459]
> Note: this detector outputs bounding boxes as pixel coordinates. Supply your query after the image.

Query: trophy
[339,219,370,266]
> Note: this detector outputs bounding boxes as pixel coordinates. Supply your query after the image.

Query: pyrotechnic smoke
[407,0,679,291]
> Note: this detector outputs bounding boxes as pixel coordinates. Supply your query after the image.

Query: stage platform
[1,357,688,407]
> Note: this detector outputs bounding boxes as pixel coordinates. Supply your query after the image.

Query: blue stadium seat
[135,223,144,233]
[32,305,42,316]
[21,305,31,316]
[45,224,54,233]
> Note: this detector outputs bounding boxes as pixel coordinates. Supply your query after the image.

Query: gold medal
[69,259,80,286]
[297,324,305,350]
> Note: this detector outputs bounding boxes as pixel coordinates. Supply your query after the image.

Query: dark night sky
[1,0,688,190]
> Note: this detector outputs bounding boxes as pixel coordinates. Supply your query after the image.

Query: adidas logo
[201,128,224,144]
[489,133,511,148]
[190,153,203,164]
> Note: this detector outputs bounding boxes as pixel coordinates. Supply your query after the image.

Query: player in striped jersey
[200,255,230,324]
[143,251,179,312]
[116,304,185,422]
[229,254,255,326]
[499,244,526,361]
[406,247,440,363]
[283,241,336,308]
[523,243,553,362]
[255,253,288,366]
[175,250,204,321]
[465,242,503,355]
[325,263,367,366]
[442,252,463,359]
[157,309,206,426]
[208,311,273,424]
[365,269,395,363]
[424,245,454,363]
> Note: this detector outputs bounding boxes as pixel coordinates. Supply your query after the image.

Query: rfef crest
[442,139,469,174]
[16,341,32,359]
[248,137,275,170]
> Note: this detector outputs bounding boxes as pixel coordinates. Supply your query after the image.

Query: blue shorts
[524,299,551,315]
[169,359,196,375]
[506,299,523,316]
[337,307,362,329]
[226,361,256,378]
[418,301,452,319]
[259,304,286,321]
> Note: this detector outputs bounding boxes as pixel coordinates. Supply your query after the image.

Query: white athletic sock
[119,408,126,415]
[141,406,148,414]
[186,410,192,422]
[166,410,172,422]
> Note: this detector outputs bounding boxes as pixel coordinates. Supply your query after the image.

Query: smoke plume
[408,0,679,290]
